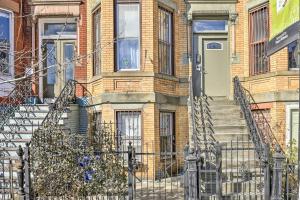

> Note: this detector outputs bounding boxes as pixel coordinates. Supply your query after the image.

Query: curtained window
[116,3,140,70]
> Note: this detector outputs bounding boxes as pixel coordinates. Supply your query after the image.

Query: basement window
[0,9,13,75]
[160,112,175,159]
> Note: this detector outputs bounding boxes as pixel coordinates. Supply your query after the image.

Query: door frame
[38,18,77,101]
[193,33,230,97]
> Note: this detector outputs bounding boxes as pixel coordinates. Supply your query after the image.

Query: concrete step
[213,118,246,126]
[8,118,67,125]
[19,104,50,112]
[3,124,66,132]
[214,133,250,144]
[14,111,68,119]
[213,125,248,134]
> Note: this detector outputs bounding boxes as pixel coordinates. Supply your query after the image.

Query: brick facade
[232,0,298,148]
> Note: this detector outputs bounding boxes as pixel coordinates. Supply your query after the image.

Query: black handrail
[233,76,284,159]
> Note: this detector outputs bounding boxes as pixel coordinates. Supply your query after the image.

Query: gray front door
[203,39,229,96]
[193,36,230,97]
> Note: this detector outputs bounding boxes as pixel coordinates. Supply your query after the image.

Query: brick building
[86,0,190,176]
[0,0,31,97]
[187,0,298,149]
[29,0,87,100]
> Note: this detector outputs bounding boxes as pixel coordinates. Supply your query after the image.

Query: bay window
[159,7,173,75]
[160,112,175,158]
[116,2,140,71]
[0,9,13,75]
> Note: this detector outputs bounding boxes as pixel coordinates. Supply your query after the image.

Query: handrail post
[184,144,190,200]
[215,143,222,200]
[263,144,271,200]
[17,145,25,200]
[128,142,134,200]
[271,145,285,200]
[187,148,198,200]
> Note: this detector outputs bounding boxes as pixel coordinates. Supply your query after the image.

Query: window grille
[158,7,173,75]
[160,112,175,159]
[249,5,269,75]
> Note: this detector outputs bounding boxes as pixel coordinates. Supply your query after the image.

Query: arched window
[0,9,13,75]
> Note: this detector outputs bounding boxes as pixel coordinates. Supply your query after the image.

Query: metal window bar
[249,5,269,76]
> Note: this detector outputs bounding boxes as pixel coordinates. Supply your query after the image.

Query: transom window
[193,20,228,33]
[249,5,269,76]
[44,23,76,36]
[160,112,175,158]
[93,9,101,76]
[159,7,173,75]
[0,10,13,75]
[116,2,140,71]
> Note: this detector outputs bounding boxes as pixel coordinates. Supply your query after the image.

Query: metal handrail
[233,76,284,159]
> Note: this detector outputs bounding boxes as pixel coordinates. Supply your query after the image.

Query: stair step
[213,125,248,133]
[19,104,50,112]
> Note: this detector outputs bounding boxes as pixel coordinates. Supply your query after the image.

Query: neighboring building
[86,0,190,176]
[29,0,87,101]
[0,0,31,97]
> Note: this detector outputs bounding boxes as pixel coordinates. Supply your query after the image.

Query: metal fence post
[128,142,134,200]
[187,148,198,200]
[184,144,189,200]
[17,145,25,200]
[271,145,285,200]
[263,144,271,200]
[24,143,31,200]
[215,143,222,200]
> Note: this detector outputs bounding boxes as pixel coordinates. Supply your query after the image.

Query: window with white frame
[117,111,141,157]
[160,112,175,158]
[0,9,13,75]
[159,7,173,75]
[287,106,299,151]
[116,1,140,71]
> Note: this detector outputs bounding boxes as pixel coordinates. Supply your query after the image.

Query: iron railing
[233,76,283,159]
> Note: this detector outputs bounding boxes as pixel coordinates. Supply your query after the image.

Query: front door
[194,36,229,97]
[43,40,75,99]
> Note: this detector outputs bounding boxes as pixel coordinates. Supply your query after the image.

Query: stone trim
[246,0,268,11]
[240,71,299,82]
[0,0,19,13]
[90,92,188,106]
[158,0,177,11]
[251,90,299,103]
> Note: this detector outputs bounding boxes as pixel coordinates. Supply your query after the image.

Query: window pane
[0,12,10,42]
[44,42,57,85]
[117,4,140,70]
[44,23,77,36]
[117,111,141,151]
[0,11,10,74]
[291,110,299,145]
[193,20,227,33]
[288,41,298,69]
[64,43,74,82]
[160,112,174,157]
[93,10,101,75]
[159,8,172,75]
[117,38,139,70]
[117,4,139,38]
[250,6,269,75]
